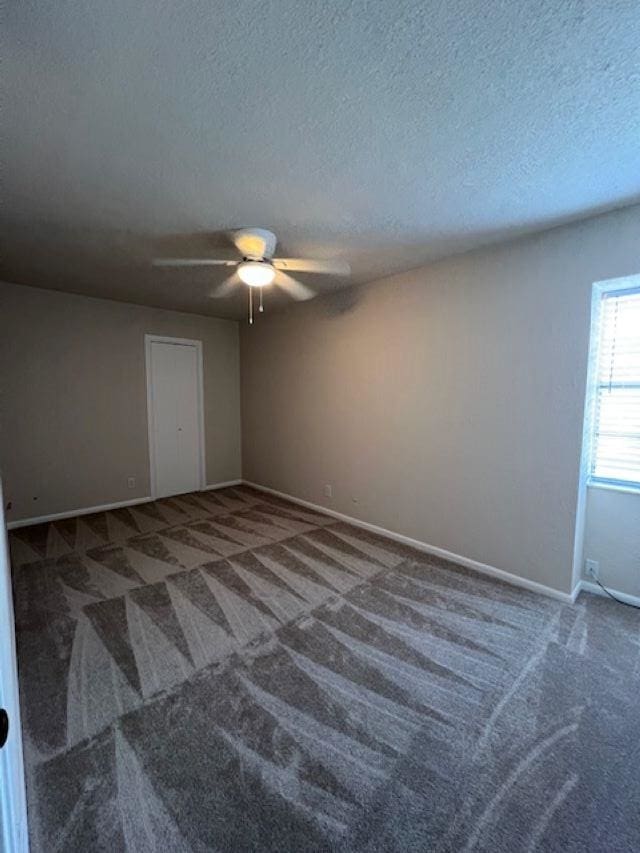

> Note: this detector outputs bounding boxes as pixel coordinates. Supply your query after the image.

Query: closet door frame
[145,334,206,499]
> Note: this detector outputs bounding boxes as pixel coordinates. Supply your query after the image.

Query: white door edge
[0,479,30,853]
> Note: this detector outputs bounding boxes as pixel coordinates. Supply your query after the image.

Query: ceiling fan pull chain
[248,287,253,324]
[259,287,264,313]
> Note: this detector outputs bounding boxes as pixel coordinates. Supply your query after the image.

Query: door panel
[149,340,202,498]
[173,343,201,494]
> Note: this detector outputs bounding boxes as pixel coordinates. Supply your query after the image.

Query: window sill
[587,480,640,497]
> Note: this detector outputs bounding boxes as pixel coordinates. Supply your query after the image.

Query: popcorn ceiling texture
[3,0,640,318]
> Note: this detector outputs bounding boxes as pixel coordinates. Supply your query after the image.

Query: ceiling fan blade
[153,258,237,267]
[231,228,277,259]
[210,272,240,298]
[273,258,350,276]
[275,270,316,301]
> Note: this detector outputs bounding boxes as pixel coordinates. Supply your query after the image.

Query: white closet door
[149,340,202,498]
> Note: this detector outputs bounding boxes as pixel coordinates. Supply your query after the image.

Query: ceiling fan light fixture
[237,260,275,287]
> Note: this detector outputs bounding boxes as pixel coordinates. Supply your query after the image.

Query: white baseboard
[6,480,243,530]
[7,496,154,530]
[243,480,575,604]
[569,581,582,604]
[15,478,631,610]
[575,579,640,608]
[202,479,243,491]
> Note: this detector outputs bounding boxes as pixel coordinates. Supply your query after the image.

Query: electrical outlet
[127,477,136,490]
[585,559,599,580]
[324,484,332,498]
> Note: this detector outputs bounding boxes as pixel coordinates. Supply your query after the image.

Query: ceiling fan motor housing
[234,227,277,260]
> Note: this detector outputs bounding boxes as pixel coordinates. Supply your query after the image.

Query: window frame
[586,277,640,495]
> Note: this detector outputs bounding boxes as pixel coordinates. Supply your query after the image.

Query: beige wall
[0,282,241,522]
[583,488,640,598]
[241,204,640,595]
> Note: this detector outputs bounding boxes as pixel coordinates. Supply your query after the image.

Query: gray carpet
[9,486,640,852]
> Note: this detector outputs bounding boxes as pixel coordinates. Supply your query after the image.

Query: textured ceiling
[3,0,640,320]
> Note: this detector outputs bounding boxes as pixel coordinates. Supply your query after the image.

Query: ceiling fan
[153,228,350,323]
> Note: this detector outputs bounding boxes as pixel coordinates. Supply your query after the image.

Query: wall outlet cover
[127,477,136,489]
[324,484,332,498]
[585,559,599,580]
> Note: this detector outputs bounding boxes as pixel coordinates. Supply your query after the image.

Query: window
[590,284,640,490]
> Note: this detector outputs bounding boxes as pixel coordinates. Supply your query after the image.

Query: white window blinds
[591,287,640,488]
